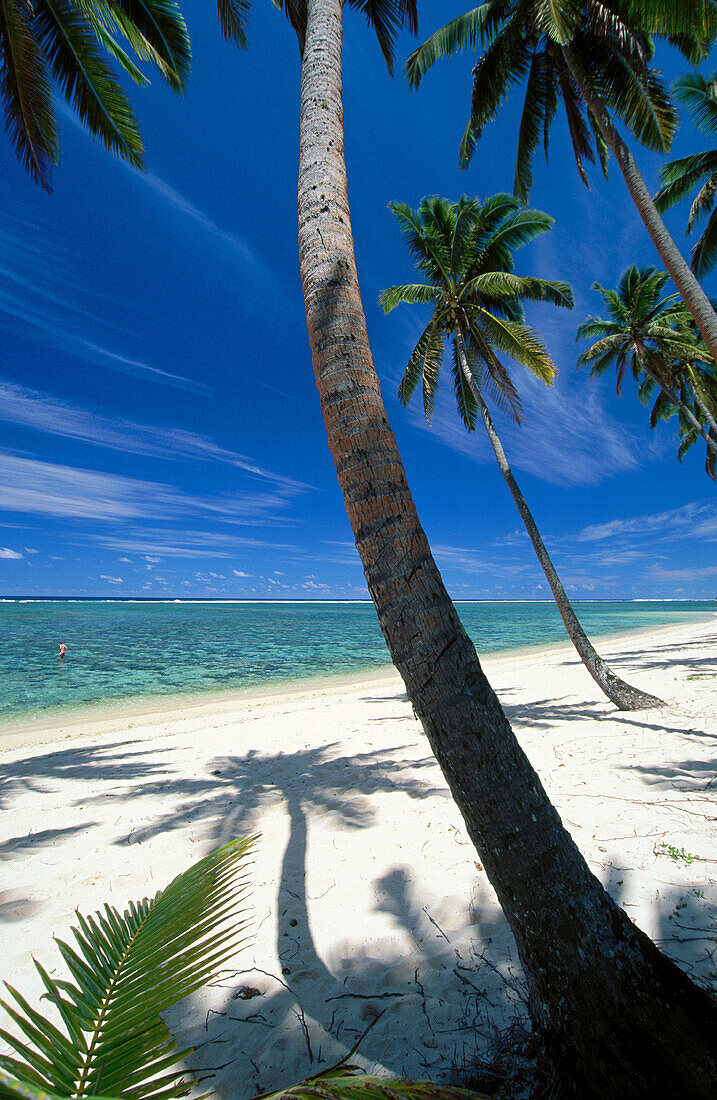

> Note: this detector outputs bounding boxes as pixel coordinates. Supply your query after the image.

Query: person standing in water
[59,642,67,659]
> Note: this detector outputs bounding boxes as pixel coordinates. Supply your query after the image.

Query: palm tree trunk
[453,325,661,710]
[686,373,717,439]
[296,0,717,1090]
[635,346,717,457]
[563,43,717,365]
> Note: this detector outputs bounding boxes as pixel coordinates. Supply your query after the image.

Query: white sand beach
[1,615,716,1095]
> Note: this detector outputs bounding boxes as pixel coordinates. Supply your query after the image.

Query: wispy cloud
[0,547,22,560]
[578,500,717,543]
[0,217,205,393]
[0,380,310,493]
[0,453,304,527]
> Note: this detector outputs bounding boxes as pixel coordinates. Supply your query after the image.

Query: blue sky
[0,2,715,600]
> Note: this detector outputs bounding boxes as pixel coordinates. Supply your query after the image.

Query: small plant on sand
[655,842,697,865]
[0,840,488,1100]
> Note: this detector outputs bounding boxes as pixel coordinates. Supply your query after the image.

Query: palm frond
[378,283,438,313]
[599,48,677,152]
[450,339,479,429]
[467,326,524,422]
[690,203,717,277]
[673,69,717,135]
[258,1076,489,1100]
[397,319,444,419]
[32,0,144,168]
[404,1,507,89]
[347,0,418,77]
[534,0,580,45]
[0,838,256,1099]
[513,47,550,201]
[477,310,556,382]
[91,0,190,90]
[459,21,529,168]
[218,0,251,47]
[0,0,58,188]
[655,152,717,212]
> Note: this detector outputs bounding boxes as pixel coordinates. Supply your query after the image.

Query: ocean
[0,598,713,724]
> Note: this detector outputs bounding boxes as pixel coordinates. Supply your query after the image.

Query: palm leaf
[477,310,556,382]
[31,0,144,168]
[673,69,717,135]
[535,0,579,45]
[218,0,251,48]
[691,204,717,277]
[102,0,190,91]
[655,152,717,212]
[404,1,507,89]
[513,46,550,201]
[0,1071,117,1100]
[459,20,529,168]
[397,320,444,420]
[450,339,478,429]
[0,838,256,1099]
[0,0,58,189]
[378,284,437,313]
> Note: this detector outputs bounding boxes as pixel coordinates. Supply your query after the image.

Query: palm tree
[217,0,717,1089]
[381,193,660,710]
[404,0,717,367]
[640,365,717,480]
[0,0,190,190]
[577,264,717,460]
[655,71,717,278]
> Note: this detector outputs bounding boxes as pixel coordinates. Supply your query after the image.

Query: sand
[1,615,716,1096]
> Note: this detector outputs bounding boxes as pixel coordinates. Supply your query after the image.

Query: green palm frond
[0,1071,117,1100]
[673,70,717,134]
[218,0,251,47]
[534,0,579,45]
[32,0,144,168]
[687,173,717,232]
[465,271,573,310]
[598,48,677,152]
[397,319,444,416]
[514,46,550,201]
[450,340,479,429]
[0,838,256,1100]
[112,0,190,88]
[655,152,717,212]
[466,325,524,422]
[347,0,418,77]
[477,310,556,383]
[379,284,438,313]
[459,21,529,168]
[404,1,506,90]
[0,0,58,189]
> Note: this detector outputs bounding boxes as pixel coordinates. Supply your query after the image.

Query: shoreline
[1,611,714,751]
[2,614,716,1095]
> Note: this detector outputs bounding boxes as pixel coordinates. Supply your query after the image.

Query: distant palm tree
[655,71,717,278]
[404,1,717,365]
[0,0,190,189]
[576,264,717,461]
[640,366,717,480]
[381,194,661,711]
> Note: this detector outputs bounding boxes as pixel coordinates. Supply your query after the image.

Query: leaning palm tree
[655,71,717,278]
[640,365,717,479]
[404,1,717,366]
[381,194,660,710]
[577,264,717,460]
[0,0,190,189]
[216,0,717,1089]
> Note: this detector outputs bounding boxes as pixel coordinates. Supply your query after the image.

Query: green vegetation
[656,842,697,866]
[0,0,190,189]
[0,843,487,1100]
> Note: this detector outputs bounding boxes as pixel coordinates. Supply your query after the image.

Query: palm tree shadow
[132,741,527,1098]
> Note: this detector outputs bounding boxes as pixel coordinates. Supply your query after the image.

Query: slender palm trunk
[563,43,717,365]
[296,0,717,1090]
[686,373,717,439]
[453,325,661,710]
[634,345,717,456]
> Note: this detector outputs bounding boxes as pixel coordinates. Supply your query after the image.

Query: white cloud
[233,569,251,577]
[0,547,22,559]
[578,500,717,543]
[100,574,123,584]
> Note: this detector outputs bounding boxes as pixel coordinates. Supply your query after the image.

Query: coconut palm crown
[0,0,190,189]
[380,193,572,423]
[655,71,717,277]
[218,0,416,71]
[404,0,714,197]
[576,263,717,464]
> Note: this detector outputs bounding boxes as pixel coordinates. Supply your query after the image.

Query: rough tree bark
[563,43,717,367]
[452,323,662,711]
[296,0,717,1091]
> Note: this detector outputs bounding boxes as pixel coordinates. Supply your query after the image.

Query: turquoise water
[0,599,713,723]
